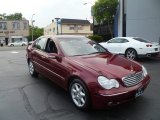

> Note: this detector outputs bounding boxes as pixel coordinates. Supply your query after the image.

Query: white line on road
[10,51,20,54]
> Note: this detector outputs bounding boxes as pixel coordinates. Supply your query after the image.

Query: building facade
[116,0,160,42]
[44,18,93,36]
[0,20,29,45]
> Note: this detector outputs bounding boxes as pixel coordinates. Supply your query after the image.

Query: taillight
[146,44,152,47]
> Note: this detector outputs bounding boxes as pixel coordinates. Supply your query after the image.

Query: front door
[107,38,123,54]
[43,38,70,88]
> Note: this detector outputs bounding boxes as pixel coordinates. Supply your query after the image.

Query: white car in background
[8,40,28,47]
[100,37,160,60]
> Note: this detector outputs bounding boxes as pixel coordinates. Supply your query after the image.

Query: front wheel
[125,48,137,60]
[10,44,14,47]
[69,79,90,110]
[28,60,38,77]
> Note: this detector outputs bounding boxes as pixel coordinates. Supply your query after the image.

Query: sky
[0,0,96,28]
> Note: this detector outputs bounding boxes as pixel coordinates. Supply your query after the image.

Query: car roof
[42,35,87,42]
[43,35,85,38]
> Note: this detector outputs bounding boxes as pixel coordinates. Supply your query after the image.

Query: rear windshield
[133,38,150,43]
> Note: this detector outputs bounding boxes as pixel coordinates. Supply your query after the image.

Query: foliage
[88,35,103,43]
[0,13,23,20]
[92,0,118,37]
[27,26,44,42]
[0,13,6,20]
[93,0,118,23]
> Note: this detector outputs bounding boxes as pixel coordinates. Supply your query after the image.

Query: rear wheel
[69,79,90,110]
[28,60,38,77]
[125,48,137,60]
[10,44,14,47]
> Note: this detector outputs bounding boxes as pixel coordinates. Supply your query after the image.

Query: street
[0,47,160,120]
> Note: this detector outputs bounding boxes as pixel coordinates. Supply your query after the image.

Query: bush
[87,35,103,43]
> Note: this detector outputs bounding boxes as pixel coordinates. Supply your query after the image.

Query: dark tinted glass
[133,38,150,43]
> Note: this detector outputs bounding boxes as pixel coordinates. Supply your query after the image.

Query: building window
[24,22,28,29]
[78,25,83,30]
[53,28,55,32]
[69,25,75,30]
[0,22,7,30]
[12,22,20,30]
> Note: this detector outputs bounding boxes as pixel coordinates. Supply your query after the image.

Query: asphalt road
[0,47,160,120]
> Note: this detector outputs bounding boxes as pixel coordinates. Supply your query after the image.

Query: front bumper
[91,76,150,109]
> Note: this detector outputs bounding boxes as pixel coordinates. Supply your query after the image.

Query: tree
[0,13,6,20]
[93,0,118,38]
[87,35,103,43]
[27,26,44,42]
[6,13,22,20]
[0,13,23,20]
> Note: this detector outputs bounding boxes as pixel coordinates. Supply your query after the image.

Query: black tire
[28,60,38,77]
[10,44,14,47]
[125,48,137,60]
[69,79,91,110]
[22,44,25,46]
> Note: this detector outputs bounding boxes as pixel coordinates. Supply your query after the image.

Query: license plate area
[135,88,144,98]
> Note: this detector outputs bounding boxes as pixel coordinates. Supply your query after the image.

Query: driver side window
[108,39,118,43]
[45,39,58,53]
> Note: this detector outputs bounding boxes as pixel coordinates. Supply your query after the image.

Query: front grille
[122,71,143,87]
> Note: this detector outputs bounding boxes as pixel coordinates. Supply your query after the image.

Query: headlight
[98,76,119,90]
[142,65,148,77]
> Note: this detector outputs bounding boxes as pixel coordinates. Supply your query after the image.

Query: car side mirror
[28,42,33,45]
[48,53,62,61]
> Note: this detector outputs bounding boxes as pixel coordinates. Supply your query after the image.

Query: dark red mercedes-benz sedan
[26,35,150,110]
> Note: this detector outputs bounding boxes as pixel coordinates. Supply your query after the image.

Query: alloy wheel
[126,49,137,60]
[29,61,34,75]
[71,83,86,107]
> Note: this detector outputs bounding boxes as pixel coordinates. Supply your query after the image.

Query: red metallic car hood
[70,54,142,79]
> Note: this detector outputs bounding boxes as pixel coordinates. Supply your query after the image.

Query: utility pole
[55,18,60,35]
[83,2,95,35]
[31,14,35,41]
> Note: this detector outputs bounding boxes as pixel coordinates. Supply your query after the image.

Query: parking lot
[0,47,160,120]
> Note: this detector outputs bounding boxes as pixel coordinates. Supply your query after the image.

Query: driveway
[0,48,160,120]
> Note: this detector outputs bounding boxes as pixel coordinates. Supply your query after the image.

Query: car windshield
[133,38,150,43]
[59,37,107,56]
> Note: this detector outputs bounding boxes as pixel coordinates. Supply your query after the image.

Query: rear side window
[133,38,150,43]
